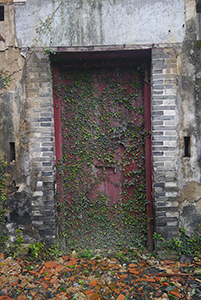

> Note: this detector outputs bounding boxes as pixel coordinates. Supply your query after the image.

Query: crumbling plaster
[0,2,35,241]
[176,0,201,235]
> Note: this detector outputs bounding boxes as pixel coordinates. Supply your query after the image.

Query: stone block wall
[25,52,57,244]
[152,47,179,239]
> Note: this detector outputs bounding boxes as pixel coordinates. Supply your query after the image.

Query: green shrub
[154,227,201,258]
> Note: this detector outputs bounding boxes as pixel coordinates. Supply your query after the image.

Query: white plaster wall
[15,0,185,48]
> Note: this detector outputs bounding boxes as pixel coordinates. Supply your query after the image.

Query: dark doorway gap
[10,142,15,162]
[184,137,190,157]
[0,6,4,22]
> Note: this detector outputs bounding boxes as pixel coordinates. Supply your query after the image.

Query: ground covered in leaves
[1,251,201,300]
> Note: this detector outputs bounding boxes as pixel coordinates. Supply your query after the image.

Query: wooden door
[52,55,152,249]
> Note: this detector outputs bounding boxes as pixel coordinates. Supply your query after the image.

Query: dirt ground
[0,251,201,299]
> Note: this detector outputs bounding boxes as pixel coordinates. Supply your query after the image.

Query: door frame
[51,49,153,250]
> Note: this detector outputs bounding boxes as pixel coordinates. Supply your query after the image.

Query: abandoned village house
[0,0,201,250]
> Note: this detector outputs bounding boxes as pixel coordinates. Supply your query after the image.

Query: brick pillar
[25,52,57,244]
[152,47,179,240]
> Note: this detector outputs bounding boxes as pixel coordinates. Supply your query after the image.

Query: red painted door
[52,54,152,249]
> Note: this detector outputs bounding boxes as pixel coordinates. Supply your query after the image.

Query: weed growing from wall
[0,70,10,97]
[53,62,149,250]
[33,2,63,54]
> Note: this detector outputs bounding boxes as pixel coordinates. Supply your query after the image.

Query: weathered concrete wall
[176,1,201,236]
[0,50,57,243]
[14,0,185,48]
[152,0,201,239]
[0,2,56,244]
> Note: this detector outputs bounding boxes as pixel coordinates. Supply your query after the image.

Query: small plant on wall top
[0,70,10,97]
[33,2,63,54]
[53,61,149,250]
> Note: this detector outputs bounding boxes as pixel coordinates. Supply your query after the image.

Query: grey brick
[155,192,166,197]
[38,118,52,122]
[153,80,164,85]
[152,126,176,130]
[44,210,55,216]
[155,200,169,206]
[35,186,44,191]
[153,147,176,151]
[152,136,176,140]
[43,182,54,188]
[165,217,178,222]
[43,220,56,225]
[152,141,163,145]
[42,162,52,166]
[152,58,165,65]
[34,157,53,161]
[155,166,175,171]
[30,128,52,133]
[39,93,51,97]
[42,152,54,156]
[40,123,53,127]
[153,106,175,110]
[40,102,52,108]
[41,133,54,137]
[152,101,163,105]
[156,211,166,217]
[153,85,165,90]
[152,111,164,115]
[166,176,176,181]
[153,162,164,166]
[154,182,165,187]
[153,152,164,156]
[42,172,53,176]
[153,95,176,99]
[152,131,163,135]
[39,82,49,86]
[152,115,175,121]
[152,121,163,126]
[152,90,163,94]
[40,113,53,117]
[165,186,177,191]
[155,220,167,226]
[152,69,163,74]
[44,190,54,196]
[157,206,178,212]
[153,157,175,162]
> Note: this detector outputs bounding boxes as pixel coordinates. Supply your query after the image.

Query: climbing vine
[0,70,10,97]
[53,61,149,250]
[33,2,63,54]
[0,158,8,251]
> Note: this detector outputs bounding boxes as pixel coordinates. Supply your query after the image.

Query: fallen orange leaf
[89,279,98,286]
[116,294,125,300]
[169,289,181,299]
[128,263,138,268]
[44,261,56,268]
